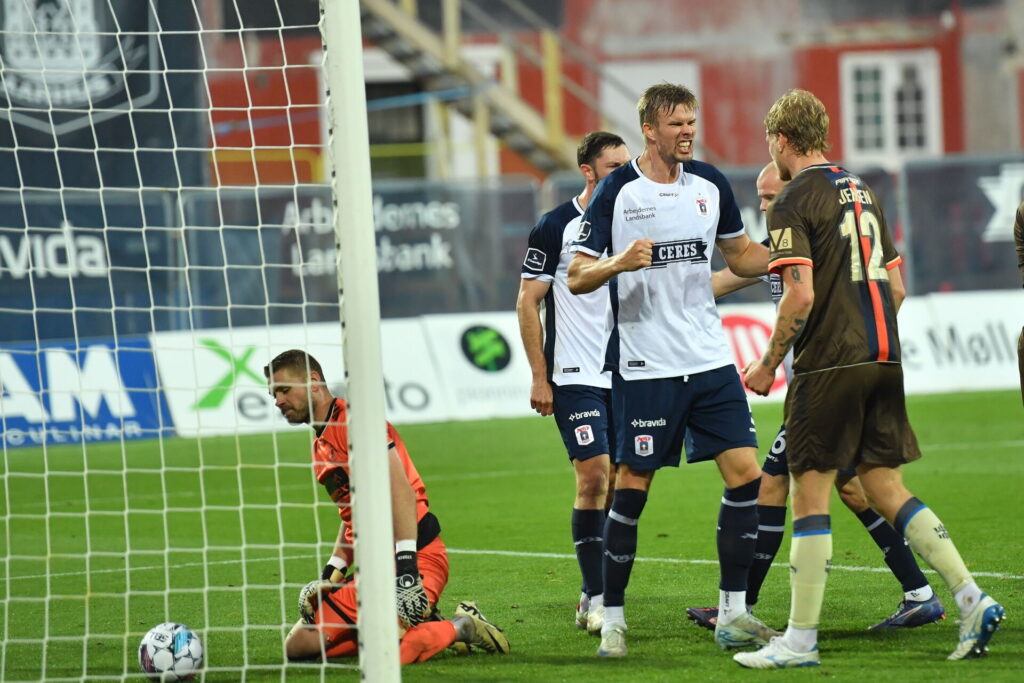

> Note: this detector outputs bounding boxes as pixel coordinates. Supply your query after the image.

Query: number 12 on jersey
[839,209,888,282]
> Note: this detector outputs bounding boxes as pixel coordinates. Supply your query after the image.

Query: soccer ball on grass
[138,622,204,681]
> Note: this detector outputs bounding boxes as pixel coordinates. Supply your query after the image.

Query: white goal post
[0,0,399,679]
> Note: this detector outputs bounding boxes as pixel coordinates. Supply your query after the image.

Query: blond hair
[764,89,830,155]
[637,83,698,129]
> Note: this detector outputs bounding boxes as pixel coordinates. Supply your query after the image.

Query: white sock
[905,585,934,603]
[578,592,590,612]
[719,590,747,623]
[953,582,983,616]
[603,605,625,628]
[784,625,817,653]
[589,593,604,610]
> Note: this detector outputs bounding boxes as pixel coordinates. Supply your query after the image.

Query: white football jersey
[521,196,612,388]
[574,158,745,381]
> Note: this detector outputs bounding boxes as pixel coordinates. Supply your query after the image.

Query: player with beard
[264,350,510,664]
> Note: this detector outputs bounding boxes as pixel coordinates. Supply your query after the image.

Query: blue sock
[856,507,928,593]
[602,489,647,607]
[747,504,786,606]
[572,508,606,598]
[718,478,760,591]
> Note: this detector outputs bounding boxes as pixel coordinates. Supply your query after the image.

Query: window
[840,50,942,168]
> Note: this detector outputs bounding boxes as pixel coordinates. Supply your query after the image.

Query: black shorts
[552,384,613,461]
[761,424,855,478]
[784,363,922,474]
[614,365,758,471]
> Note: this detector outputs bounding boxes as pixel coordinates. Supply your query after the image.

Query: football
[138,622,204,682]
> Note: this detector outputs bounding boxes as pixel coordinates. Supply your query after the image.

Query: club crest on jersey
[575,425,594,446]
[575,220,591,242]
[650,239,708,268]
[770,228,793,251]
[695,196,709,216]
[523,248,546,272]
[635,434,653,456]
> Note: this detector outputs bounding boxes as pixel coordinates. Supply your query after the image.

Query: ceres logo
[460,326,511,372]
[721,314,787,395]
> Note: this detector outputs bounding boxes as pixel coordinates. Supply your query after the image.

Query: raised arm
[568,239,654,294]
[716,233,770,279]
[712,266,763,299]
[743,264,813,396]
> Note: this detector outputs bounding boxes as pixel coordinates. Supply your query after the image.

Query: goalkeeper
[265,350,509,664]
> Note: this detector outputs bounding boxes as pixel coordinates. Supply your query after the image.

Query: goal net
[0,0,398,679]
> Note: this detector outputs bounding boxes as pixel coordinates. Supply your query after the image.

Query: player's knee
[575,464,609,504]
[717,447,761,488]
[836,478,868,512]
[759,473,789,505]
[284,628,318,661]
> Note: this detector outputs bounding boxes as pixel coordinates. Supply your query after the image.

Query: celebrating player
[516,131,630,636]
[264,350,510,665]
[568,83,776,658]
[687,162,943,632]
[735,89,1004,668]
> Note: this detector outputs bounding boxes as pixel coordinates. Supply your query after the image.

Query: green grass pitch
[3,390,1022,681]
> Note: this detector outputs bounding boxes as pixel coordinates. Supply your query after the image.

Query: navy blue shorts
[552,384,613,461]
[614,365,758,471]
[761,424,856,478]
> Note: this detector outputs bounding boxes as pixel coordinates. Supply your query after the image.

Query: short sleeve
[574,181,614,257]
[709,166,744,239]
[521,214,562,281]
[766,191,812,274]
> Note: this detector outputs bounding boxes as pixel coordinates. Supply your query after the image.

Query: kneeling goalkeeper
[264,350,509,664]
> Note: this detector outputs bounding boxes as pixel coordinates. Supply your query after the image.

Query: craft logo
[634,434,653,456]
[575,220,591,243]
[575,424,594,446]
[0,0,158,134]
[695,196,708,216]
[460,325,511,372]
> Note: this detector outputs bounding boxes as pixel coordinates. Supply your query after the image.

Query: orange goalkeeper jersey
[311,398,436,548]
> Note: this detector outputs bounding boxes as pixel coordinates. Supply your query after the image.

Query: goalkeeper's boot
[948,594,1005,661]
[454,601,510,654]
[685,606,719,631]
[596,623,627,658]
[869,595,946,630]
[715,611,781,650]
[733,636,821,669]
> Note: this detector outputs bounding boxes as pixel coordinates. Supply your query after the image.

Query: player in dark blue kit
[687,163,944,633]
[516,131,631,636]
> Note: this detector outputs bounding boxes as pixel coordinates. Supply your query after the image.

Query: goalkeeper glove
[321,555,348,585]
[394,549,429,628]
[298,556,348,624]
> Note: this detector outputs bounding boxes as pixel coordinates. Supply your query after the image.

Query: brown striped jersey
[766,164,903,375]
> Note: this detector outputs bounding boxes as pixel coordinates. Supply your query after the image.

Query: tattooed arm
[743,264,814,396]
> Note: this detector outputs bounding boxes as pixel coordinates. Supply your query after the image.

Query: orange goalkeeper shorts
[316,536,450,660]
